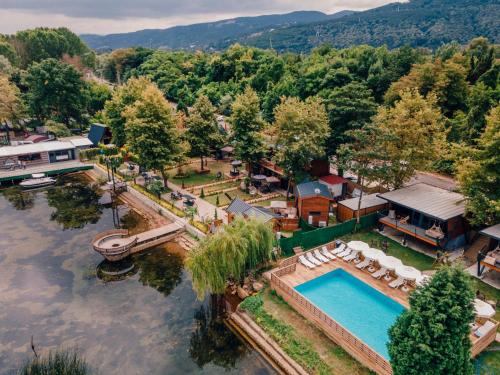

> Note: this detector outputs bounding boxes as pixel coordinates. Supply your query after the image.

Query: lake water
[0,177,274,375]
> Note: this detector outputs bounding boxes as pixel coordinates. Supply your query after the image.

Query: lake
[0,176,274,375]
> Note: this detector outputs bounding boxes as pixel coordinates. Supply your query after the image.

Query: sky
[0,0,397,35]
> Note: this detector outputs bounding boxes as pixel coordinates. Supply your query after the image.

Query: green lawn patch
[204,189,254,206]
[340,230,435,271]
[171,160,232,188]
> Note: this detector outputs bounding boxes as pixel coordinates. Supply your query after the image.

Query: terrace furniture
[372,267,388,279]
[399,216,410,225]
[314,249,330,263]
[306,252,322,266]
[389,277,405,289]
[299,255,316,269]
[321,246,336,260]
[474,320,496,338]
[332,243,346,255]
[337,247,351,258]
[343,250,359,262]
[356,258,372,269]
[416,274,431,287]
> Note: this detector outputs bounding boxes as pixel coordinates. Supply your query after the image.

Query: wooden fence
[270,271,393,375]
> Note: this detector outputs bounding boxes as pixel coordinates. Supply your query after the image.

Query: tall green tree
[186,217,273,299]
[457,105,500,226]
[0,74,25,127]
[230,86,266,167]
[388,266,475,375]
[24,58,87,125]
[103,76,150,147]
[185,94,224,171]
[374,89,446,188]
[273,96,329,196]
[124,83,182,185]
[322,82,377,160]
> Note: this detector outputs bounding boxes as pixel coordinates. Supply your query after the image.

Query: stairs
[177,234,198,251]
[464,235,490,262]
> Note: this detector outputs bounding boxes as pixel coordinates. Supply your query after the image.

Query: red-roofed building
[319,174,347,198]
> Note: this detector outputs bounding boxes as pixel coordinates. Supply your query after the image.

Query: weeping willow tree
[186,217,274,299]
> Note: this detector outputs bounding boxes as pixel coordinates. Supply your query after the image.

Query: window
[19,153,41,161]
[309,211,321,216]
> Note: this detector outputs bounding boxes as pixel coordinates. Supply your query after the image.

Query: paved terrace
[0,161,93,182]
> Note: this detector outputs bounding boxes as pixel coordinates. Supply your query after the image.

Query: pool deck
[280,256,410,309]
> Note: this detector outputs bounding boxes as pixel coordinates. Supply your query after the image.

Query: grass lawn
[204,189,253,207]
[340,230,435,271]
[257,196,294,207]
[171,159,232,188]
[193,180,240,195]
[476,346,500,374]
[241,288,371,375]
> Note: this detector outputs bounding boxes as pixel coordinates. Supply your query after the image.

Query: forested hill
[81,11,350,51]
[226,0,500,52]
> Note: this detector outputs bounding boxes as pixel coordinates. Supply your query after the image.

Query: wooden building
[378,183,468,250]
[294,181,334,227]
[318,174,348,199]
[337,194,388,222]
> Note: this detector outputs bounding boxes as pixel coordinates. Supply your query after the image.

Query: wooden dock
[0,161,94,183]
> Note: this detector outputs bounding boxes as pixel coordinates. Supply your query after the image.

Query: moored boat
[20,173,56,189]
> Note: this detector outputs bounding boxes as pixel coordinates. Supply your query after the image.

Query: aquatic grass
[241,295,332,375]
[18,349,89,375]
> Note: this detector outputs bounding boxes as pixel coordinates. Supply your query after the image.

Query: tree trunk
[286,177,292,200]
[160,168,168,188]
[200,155,204,171]
[356,176,364,225]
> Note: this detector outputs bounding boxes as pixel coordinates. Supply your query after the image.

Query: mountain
[81,11,354,51]
[222,0,500,52]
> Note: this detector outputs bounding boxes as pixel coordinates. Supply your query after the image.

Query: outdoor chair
[306,252,322,266]
[337,247,351,258]
[332,243,346,255]
[313,249,330,263]
[474,321,496,338]
[343,250,359,262]
[356,258,371,269]
[299,255,316,269]
[372,267,388,279]
[389,277,405,289]
[320,246,336,260]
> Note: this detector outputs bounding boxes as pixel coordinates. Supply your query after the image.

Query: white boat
[20,173,56,189]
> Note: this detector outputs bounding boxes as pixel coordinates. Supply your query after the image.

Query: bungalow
[477,224,500,277]
[0,141,77,168]
[337,194,388,222]
[294,181,334,227]
[88,123,112,146]
[318,174,348,199]
[377,183,467,250]
[226,198,278,226]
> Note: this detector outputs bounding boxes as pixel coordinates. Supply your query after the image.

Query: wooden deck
[379,216,440,246]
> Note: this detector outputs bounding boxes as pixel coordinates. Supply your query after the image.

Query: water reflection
[97,258,138,282]
[2,186,34,210]
[46,175,103,229]
[190,295,249,369]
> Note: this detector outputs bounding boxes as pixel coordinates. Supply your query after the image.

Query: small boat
[20,173,56,189]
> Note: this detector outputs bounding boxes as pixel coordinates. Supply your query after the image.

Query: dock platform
[0,161,94,183]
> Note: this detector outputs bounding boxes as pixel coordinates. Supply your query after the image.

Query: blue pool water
[295,268,405,359]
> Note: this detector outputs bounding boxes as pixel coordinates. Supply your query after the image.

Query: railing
[273,263,297,277]
[92,229,137,255]
[270,272,393,375]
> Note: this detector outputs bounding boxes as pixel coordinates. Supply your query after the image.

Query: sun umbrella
[362,248,385,261]
[474,299,496,318]
[395,265,421,281]
[231,160,242,166]
[347,241,370,253]
[416,274,431,286]
[252,174,267,180]
[378,255,403,271]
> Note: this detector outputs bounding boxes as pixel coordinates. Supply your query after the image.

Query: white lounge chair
[356,258,371,269]
[306,252,322,266]
[299,255,316,269]
[337,248,351,258]
[372,267,388,279]
[321,246,336,260]
[475,321,496,337]
[332,243,346,255]
[389,277,405,289]
[313,249,330,263]
[343,250,359,262]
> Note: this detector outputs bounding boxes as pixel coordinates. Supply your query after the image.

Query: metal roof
[295,181,332,199]
[338,194,388,211]
[0,141,75,158]
[480,224,500,241]
[319,174,347,186]
[88,123,107,146]
[226,198,275,222]
[60,136,94,148]
[378,183,465,221]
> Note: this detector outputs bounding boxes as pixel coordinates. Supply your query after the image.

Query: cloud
[0,1,397,34]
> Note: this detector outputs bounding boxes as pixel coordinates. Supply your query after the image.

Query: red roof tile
[319,174,347,185]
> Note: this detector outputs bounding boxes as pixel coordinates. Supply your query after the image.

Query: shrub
[18,349,89,375]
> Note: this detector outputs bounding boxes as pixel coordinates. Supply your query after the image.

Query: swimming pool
[294,268,405,359]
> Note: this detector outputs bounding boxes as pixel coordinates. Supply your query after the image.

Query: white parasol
[347,241,370,253]
[474,299,496,318]
[362,248,385,261]
[378,255,403,271]
[415,274,431,286]
[395,265,422,281]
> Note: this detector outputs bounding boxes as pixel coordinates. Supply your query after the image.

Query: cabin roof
[295,181,332,199]
[480,224,500,241]
[338,194,388,211]
[319,174,347,186]
[378,183,465,221]
[0,141,75,157]
[226,198,277,222]
[88,123,108,146]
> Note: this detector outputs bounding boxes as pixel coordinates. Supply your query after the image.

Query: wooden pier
[0,161,93,184]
